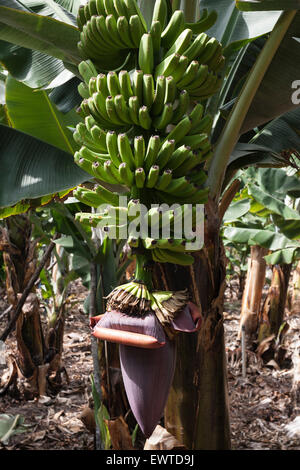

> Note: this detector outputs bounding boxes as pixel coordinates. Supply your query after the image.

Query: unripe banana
[128,96,140,125]
[155,53,180,79]
[132,69,144,105]
[167,145,192,170]
[138,106,152,130]
[152,0,168,29]
[118,70,134,101]
[135,167,146,188]
[114,94,131,124]
[163,28,193,59]
[134,135,146,168]
[143,74,155,108]
[176,60,199,88]
[129,14,145,48]
[139,34,154,75]
[163,116,192,145]
[144,135,161,172]
[155,169,173,191]
[172,90,190,124]
[106,131,122,167]
[153,102,173,130]
[155,139,176,168]
[146,165,160,188]
[119,161,134,186]
[74,186,105,208]
[151,75,167,116]
[78,60,98,85]
[150,20,162,58]
[164,76,177,104]
[118,133,135,169]
[161,10,185,49]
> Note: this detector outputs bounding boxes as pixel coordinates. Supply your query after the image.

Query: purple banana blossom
[92,303,201,438]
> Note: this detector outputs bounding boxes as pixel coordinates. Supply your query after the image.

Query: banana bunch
[105,280,189,321]
[77,0,147,67]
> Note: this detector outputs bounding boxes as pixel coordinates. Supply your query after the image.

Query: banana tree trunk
[239,245,268,345]
[258,264,292,342]
[153,200,231,450]
[291,260,300,315]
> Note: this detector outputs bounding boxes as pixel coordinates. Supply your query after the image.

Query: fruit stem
[134,253,153,290]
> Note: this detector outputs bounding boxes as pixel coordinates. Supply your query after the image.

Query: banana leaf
[248,184,300,220]
[236,0,300,11]
[253,168,300,199]
[0,0,79,88]
[200,0,282,52]
[0,0,81,65]
[5,74,79,153]
[223,226,299,251]
[264,246,300,264]
[0,124,90,208]
[240,12,300,133]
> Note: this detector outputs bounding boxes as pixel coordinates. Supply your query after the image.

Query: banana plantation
[0,0,300,453]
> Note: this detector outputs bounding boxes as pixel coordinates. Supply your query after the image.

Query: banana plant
[223,166,300,345]
[0,0,299,450]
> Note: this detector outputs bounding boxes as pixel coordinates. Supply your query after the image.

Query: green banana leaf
[200,0,282,52]
[272,214,300,240]
[251,107,300,156]
[0,124,90,208]
[264,246,300,264]
[236,0,300,11]
[248,184,300,220]
[240,12,300,133]
[223,198,251,222]
[223,225,299,251]
[48,76,81,113]
[5,74,79,153]
[253,168,300,199]
[0,0,81,65]
[0,0,79,88]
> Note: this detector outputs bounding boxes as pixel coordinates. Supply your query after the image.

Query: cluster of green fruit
[73,0,225,267]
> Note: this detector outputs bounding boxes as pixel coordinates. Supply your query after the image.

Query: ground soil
[0,277,300,451]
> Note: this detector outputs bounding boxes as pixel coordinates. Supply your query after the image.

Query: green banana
[144,135,161,172]
[183,32,208,61]
[163,28,193,59]
[74,187,105,208]
[154,53,180,79]
[78,60,98,85]
[138,105,152,130]
[161,10,185,49]
[78,145,109,163]
[117,133,135,169]
[155,168,173,190]
[105,14,125,49]
[77,6,86,32]
[103,0,118,18]
[129,14,145,48]
[113,0,127,17]
[118,161,134,186]
[90,125,109,151]
[163,115,192,145]
[96,0,106,16]
[118,70,133,101]
[153,102,173,130]
[78,82,89,99]
[135,167,146,188]
[114,94,131,124]
[151,0,168,29]
[74,154,93,174]
[128,96,140,125]
[172,151,204,177]
[151,75,167,116]
[189,114,213,136]
[132,69,144,104]
[150,20,162,58]
[107,71,121,97]
[171,55,189,83]
[167,145,192,170]
[152,248,194,266]
[104,160,121,184]
[185,65,209,93]
[181,133,211,152]
[155,139,176,168]
[96,73,110,97]
[105,96,124,126]
[142,74,155,108]
[197,37,221,65]
[146,165,160,188]
[117,15,136,48]
[176,60,199,88]
[186,9,218,34]
[160,176,190,195]
[172,90,190,124]
[124,0,147,32]
[164,75,177,104]
[133,135,146,168]
[106,131,122,167]
[95,183,120,206]
[138,34,154,75]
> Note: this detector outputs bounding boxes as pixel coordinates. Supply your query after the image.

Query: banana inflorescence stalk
[74,0,224,438]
